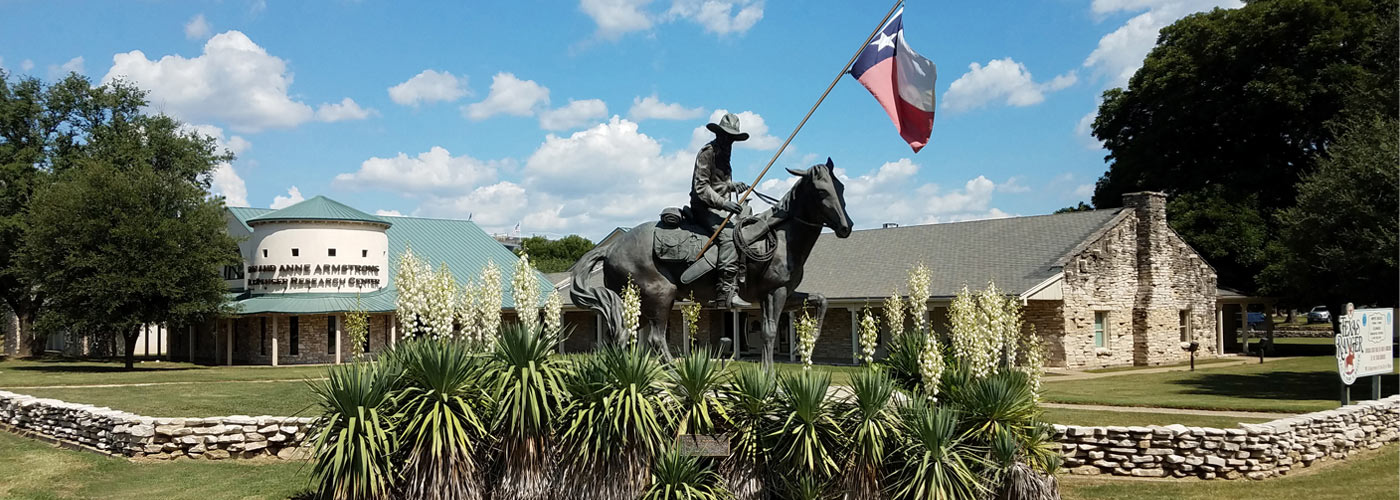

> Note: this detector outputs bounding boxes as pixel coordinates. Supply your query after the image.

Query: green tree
[517,235,593,273]
[1260,114,1399,317]
[16,76,236,369]
[1090,0,1397,293]
[0,71,155,356]
[1053,202,1093,214]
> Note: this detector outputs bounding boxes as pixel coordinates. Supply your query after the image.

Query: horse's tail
[569,243,624,346]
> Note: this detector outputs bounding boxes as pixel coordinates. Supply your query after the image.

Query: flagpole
[696,0,905,259]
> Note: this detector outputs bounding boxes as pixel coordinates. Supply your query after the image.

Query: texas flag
[850,7,937,152]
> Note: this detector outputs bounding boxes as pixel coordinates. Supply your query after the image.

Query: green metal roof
[245,196,389,226]
[225,204,553,315]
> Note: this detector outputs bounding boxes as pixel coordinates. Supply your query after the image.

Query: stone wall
[1056,395,1400,479]
[0,390,312,460]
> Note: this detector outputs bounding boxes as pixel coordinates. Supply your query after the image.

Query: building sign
[1335,307,1395,385]
[247,263,383,289]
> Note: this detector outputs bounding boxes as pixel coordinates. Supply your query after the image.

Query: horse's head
[786,157,853,238]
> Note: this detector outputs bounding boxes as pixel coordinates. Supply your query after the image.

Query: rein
[734,188,824,262]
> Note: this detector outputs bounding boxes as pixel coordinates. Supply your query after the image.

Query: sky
[1,0,1242,241]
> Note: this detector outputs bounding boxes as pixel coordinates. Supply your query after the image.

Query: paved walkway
[1042,402,1294,420]
[1044,356,1301,382]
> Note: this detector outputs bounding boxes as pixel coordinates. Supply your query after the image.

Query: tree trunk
[13,307,40,358]
[123,327,140,370]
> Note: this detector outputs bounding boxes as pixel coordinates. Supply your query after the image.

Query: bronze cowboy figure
[570,111,854,369]
[691,112,752,309]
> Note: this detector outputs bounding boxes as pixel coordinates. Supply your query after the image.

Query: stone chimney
[1122,191,1171,364]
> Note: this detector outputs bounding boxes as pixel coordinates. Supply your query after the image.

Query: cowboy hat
[705,112,750,141]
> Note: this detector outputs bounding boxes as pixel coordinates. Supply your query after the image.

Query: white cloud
[1072,184,1095,199]
[628,94,705,121]
[580,0,764,40]
[942,58,1076,112]
[388,69,469,107]
[580,0,654,40]
[315,97,374,122]
[998,176,1030,193]
[375,209,402,217]
[666,0,764,35]
[334,146,502,196]
[818,159,1015,227]
[1075,107,1104,149]
[181,123,250,206]
[462,72,550,120]
[1083,0,1242,88]
[184,14,212,40]
[20,59,35,72]
[539,99,609,131]
[690,109,780,150]
[103,31,363,132]
[270,186,304,209]
[48,56,85,78]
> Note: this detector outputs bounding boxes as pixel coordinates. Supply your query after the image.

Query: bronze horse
[570,159,853,370]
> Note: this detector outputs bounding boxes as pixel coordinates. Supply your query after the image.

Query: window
[291,248,300,257]
[262,249,268,258]
[221,264,244,280]
[289,316,300,355]
[328,316,337,354]
[328,248,337,257]
[1179,310,1192,342]
[260,317,267,356]
[362,249,368,258]
[1093,311,1108,348]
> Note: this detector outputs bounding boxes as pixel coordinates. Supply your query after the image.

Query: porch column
[1216,306,1224,355]
[849,307,860,365]
[731,312,741,359]
[1264,303,1276,354]
[1240,303,1252,353]
[271,315,280,367]
[389,315,397,347]
[681,310,691,356]
[788,319,796,362]
[335,314,343,364]
[225,319,233,366]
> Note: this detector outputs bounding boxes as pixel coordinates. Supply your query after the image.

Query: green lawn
[1043,356,1399,413]
[0,430,310,500]
[1040,407,1269,429]
[1060,444,1399,500]
[0,358,329,388]
[16,380,321,417]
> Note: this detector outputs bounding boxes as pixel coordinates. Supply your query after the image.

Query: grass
[1060,444,1399,500]
[0,358,329,388]
[1083,357,1239,374]
[0,430,310,500]
[1043,356,1399,413]
[1040,408,1270,429]
[16,380,321,417]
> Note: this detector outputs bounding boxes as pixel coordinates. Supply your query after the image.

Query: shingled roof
[796,208,1127,300]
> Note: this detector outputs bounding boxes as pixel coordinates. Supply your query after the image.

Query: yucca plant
[942,369,1038,447]
[837,368,898,500]
[670,347,729,437]
[488,324,568,500]
[559,346,675,500]
[718,364,777,500]
[307,361,399,500]
[780,474,827,500]
[882,328,929,392]
[386,337,494,500]
[642,448,733,500]
[887,401,987,500]
[769,369,843,496]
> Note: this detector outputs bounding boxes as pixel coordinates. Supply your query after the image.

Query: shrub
[642,449,732,500]
[385,337,494,500]
[307,362,399,500]
[887,401,987,500]
[719,364,777,500]
[670,348,730,436]
[837,368,897,500]
[559,345,674,500]
[768,369,843,496]
[488,324,567,500]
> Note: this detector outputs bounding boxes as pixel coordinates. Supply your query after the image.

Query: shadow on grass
[4,357,203,374]
[1171,367,1397,402]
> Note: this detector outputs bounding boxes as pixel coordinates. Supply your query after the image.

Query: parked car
[1247,312,1267,328]
[1307,306,1330,324]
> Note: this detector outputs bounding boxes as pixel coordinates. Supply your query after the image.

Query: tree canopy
[1,71,236,366]
[518,235,594,273]
[1090,0,1397,295]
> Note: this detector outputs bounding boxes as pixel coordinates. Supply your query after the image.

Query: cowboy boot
[720,264,752,309]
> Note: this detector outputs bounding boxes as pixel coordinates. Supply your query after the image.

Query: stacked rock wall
[1055,395,1400,479]
[0,390,311,460]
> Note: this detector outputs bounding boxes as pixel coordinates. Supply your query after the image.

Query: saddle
[654,206,776,284]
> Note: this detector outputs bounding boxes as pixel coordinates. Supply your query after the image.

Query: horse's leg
[642,288,678,363]
[760,287,789,374]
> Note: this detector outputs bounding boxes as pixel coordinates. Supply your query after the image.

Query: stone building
[559,192,1226,368]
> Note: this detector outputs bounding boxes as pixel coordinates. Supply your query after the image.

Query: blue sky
[1,0,1240,241]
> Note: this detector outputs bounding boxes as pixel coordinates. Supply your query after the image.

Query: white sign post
[1336,306,1395,404]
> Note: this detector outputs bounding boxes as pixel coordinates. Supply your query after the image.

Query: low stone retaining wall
[0,390,311,460]
[1054,395,1400,479]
